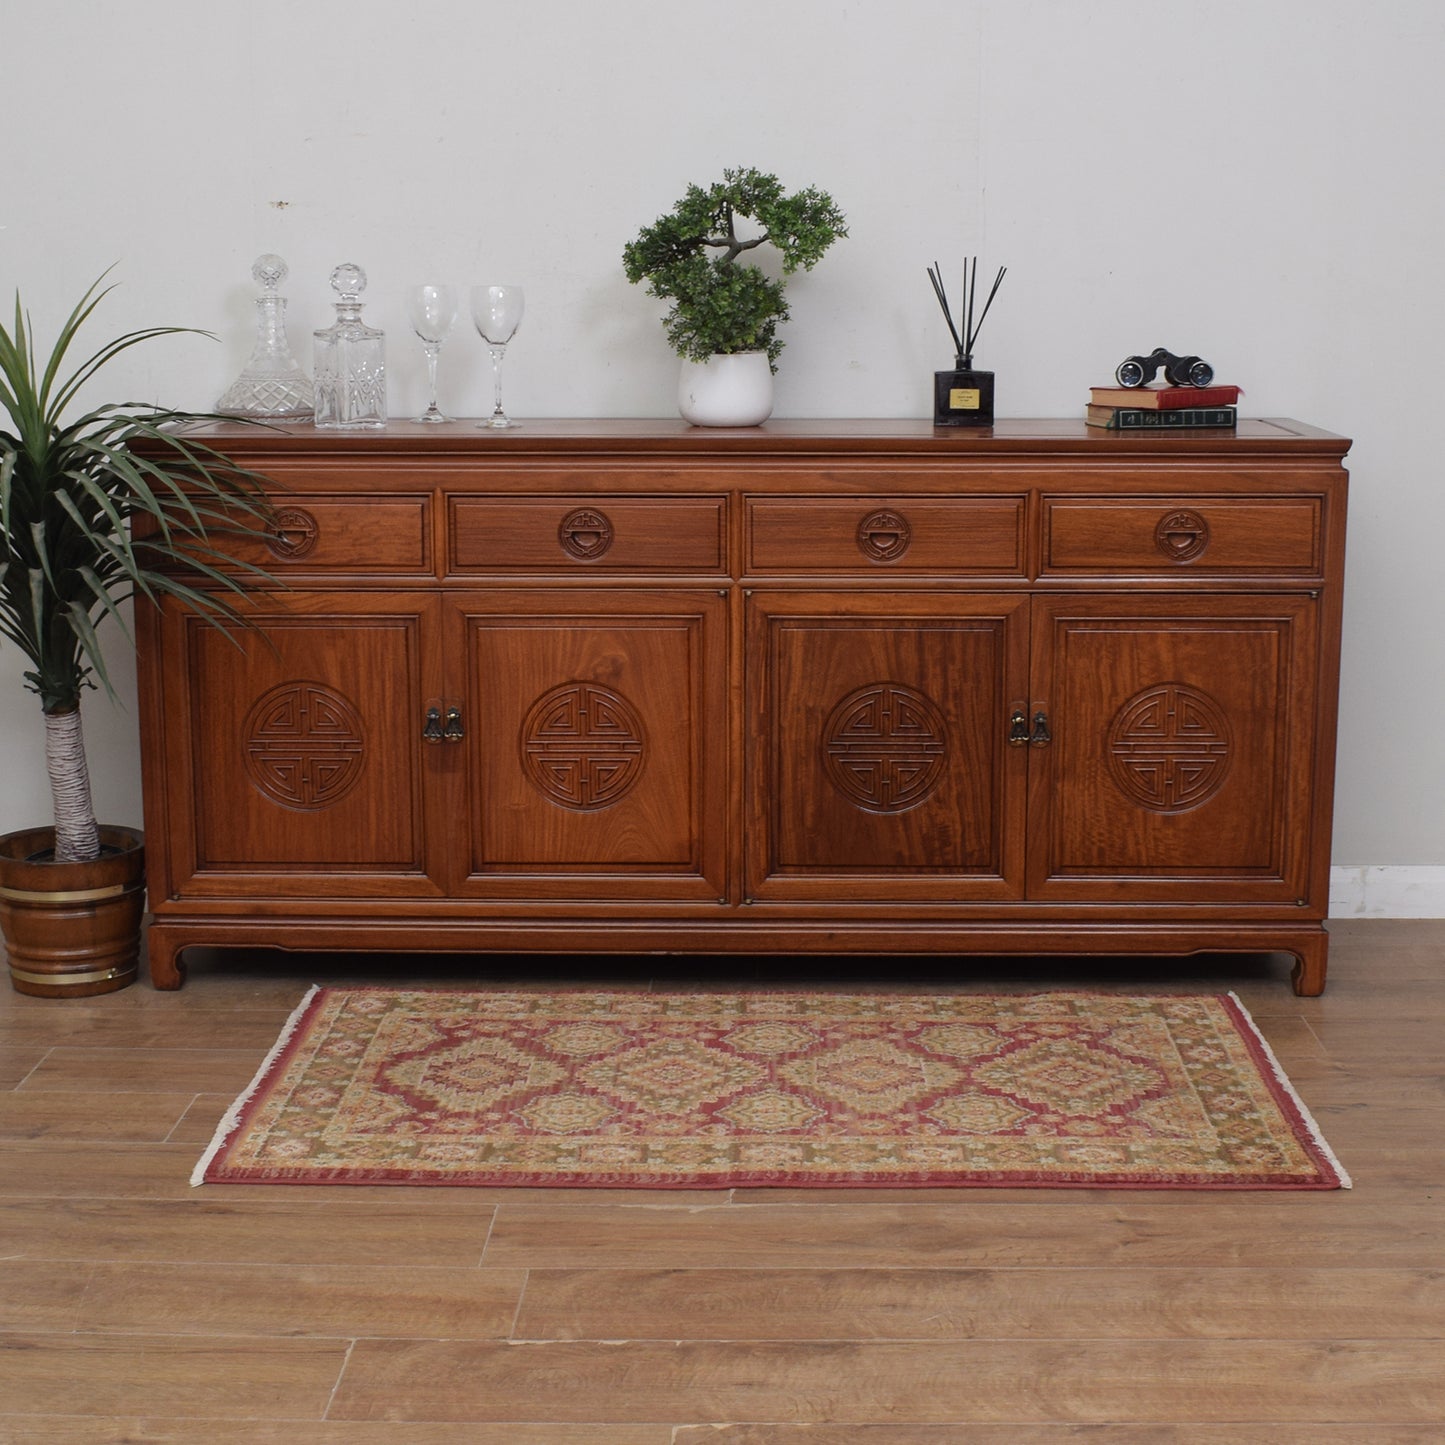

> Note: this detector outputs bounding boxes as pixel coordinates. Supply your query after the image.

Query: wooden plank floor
[1,920,1442,1441]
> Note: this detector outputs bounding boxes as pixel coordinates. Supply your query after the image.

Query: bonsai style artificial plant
[623,167,846,424]
[0,275,276,996]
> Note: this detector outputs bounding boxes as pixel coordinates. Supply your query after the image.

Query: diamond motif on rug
[194,988,1350,1190]
[381,1032,568,1117]
[974,1033,1167,1119]
[580,1037,763,1116]
[540,1021,627,1057]
[925,1091,1035,1134]
[777,1037,961,1115]
[717,1087,826,1134]
[516,1090,618,1135]
[723,1021,821,1055]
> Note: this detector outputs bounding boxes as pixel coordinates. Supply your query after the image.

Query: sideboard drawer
[746,496,1026,574]
[449,495,727,573]
[223,495,431,574]
[1042,496,1323,574]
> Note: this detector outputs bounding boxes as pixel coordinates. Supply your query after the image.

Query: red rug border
[194,985,1350,1191]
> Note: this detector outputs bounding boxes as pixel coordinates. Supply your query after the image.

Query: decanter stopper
[313,262,387,429]
[216,254,314,418]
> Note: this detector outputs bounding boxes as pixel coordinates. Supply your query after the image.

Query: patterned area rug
[194,988,1349,1189]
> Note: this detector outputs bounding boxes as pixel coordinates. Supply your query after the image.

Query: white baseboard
[1329,866,1445,918]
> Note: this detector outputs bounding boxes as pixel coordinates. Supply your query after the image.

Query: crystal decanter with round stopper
[216,255,314,418]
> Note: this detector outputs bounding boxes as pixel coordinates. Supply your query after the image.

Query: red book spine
[1089,385,1242,410]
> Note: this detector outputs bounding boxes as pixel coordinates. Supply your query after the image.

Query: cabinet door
[1027,595,1320,902]
[154,594,446,898]
[747,592,1029,901]
[444,590,727,899]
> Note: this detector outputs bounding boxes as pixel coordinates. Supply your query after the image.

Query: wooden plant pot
[0,826,145,997]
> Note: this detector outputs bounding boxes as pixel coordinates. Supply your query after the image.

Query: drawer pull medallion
[559,507,614,560]
[1008,709,1031,747]
[1031,711,1052,747]
[1155,509,1210,563]
[856,509,912,563]
[422,707,444,744]
[266,506,320,559]
[442,705,465,742]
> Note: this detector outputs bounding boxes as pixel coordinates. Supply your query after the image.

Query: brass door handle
[422,707,444,744]
[442,706,465,743]
[1008,709,1030,747]
[1031,711,1052,747]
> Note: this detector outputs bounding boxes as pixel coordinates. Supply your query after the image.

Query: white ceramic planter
[677,351,774,427]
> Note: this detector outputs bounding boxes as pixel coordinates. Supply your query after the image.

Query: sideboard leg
[1289,933,1329,997]
[146,930,187,991]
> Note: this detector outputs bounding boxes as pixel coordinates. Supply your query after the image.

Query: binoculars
[1115,348,1214,389]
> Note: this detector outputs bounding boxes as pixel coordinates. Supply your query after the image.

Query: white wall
[3,0,1442,896]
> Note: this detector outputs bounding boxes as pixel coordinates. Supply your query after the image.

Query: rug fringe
[189,984,321,1188]
[1227,990,1352,1189]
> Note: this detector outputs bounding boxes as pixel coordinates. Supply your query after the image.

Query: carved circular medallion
[1154,509,1210,563]
[1107,683,1232,812]
[558,508,614,561]
[522,683,646,810]
[822,684,948,813]
[267,507,320,559]
[856,509,912,563]
[243,683,366,809]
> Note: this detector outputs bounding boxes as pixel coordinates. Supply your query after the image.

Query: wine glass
[405,284,458,423]
[470,285,524,428]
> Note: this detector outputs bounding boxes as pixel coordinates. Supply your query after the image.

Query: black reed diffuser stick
[928,257,1006,369]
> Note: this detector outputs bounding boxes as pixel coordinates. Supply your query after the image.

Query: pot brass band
[7,963,135,987]
[559,507,614,560]
[856,508,912,563]
[0,881,129,904]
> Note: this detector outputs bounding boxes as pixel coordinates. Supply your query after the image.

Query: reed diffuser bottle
[929,257,1006,427]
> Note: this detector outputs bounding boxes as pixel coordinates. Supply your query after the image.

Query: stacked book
[1086,383,1241,430]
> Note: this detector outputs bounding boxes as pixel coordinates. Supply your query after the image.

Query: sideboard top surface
[180,417,1350,463]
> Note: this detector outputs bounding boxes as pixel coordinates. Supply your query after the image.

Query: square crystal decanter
[313,262,386,429]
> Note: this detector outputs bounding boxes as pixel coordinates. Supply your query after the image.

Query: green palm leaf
[1,271,281,859]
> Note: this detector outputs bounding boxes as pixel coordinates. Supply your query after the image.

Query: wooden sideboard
[135,418,1349,992]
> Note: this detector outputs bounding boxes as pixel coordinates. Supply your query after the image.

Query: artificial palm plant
[0,274,277,866]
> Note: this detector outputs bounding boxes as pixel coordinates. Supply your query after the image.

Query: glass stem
[424,343,441,412]
[489,345,507,419]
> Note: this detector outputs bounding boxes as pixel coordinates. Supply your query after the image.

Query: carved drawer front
[1043,496,1322,574]
[745,496,1026,574]
[220,495,431,574]
[448,495,726,573]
